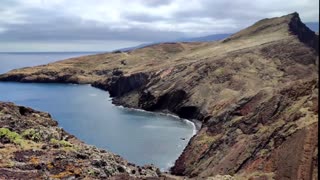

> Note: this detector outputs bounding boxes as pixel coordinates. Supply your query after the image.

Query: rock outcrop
[0,12,318,179]
[92,72,149,97]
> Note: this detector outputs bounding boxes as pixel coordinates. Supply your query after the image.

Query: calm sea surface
[0,52,195,170]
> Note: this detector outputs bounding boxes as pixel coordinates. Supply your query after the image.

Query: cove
[0,52,195,170]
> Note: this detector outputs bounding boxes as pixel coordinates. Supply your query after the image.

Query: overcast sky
[0,0,319,52]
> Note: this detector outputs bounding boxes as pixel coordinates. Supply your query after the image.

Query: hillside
[0,12,318,179]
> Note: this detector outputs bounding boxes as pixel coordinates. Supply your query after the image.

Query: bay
[0,52,195,170]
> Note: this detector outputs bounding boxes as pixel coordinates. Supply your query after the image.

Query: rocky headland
[0,13,318,179]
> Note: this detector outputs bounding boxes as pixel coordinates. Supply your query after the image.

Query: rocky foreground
[0,12,318,179]
[0,102,161,179]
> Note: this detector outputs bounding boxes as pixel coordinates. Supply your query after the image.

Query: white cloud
[0,8,26,24]
[0,27,7,33]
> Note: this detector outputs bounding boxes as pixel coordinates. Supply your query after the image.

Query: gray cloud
[0,0,318,52]
[142,0,172,7]
[122,13,168,23]
[0,16,184,42]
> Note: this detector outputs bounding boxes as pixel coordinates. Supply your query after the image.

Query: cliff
[0,13,318,179]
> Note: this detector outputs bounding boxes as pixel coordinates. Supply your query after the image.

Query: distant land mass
[0,13,318,179]
[306,22,319,32]
[117,34,232,52]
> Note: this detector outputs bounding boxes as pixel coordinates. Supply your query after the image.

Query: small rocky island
[0,12,318,179]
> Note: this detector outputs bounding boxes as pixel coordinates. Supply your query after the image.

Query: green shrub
[0,128,24,145]
[50,138,72,147]
[22,129,41,142]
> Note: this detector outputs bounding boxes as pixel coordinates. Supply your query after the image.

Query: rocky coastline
[0,102,162,179]
[0,12,318,179]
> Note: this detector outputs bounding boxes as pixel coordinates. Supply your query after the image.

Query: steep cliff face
[172,79,318,179]
[92,72,149,97]
[288,12,319,52]
[0,13,318,179]
[169,13,318,179]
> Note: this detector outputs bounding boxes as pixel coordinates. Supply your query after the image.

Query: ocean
[0,52,195,170]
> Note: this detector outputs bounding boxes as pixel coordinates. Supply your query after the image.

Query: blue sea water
[0,52,195,170]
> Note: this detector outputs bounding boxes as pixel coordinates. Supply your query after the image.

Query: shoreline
[115,104,200,135]
[0,81,200,173]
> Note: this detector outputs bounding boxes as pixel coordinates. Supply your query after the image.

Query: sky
[0,0,319,52]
